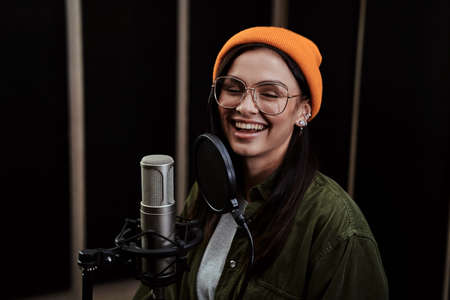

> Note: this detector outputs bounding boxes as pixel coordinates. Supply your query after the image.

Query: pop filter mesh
[195,137,232,212]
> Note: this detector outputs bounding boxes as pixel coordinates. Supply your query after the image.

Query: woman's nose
[235,89,259,114]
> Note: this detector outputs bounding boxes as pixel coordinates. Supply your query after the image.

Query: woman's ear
[295,101,312,128]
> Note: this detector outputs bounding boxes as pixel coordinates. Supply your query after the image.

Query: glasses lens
[215,77,245,108]
[255,84,289,115]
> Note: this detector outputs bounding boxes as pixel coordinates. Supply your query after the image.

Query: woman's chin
[229,141,260,158]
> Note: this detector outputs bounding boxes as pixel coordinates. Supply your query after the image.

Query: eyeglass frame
[211,75,302,116]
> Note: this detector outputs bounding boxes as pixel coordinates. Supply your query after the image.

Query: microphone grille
[148,169,163,206]
[140,155,175,206]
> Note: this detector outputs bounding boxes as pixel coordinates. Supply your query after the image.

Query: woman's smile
[229,118,269,139]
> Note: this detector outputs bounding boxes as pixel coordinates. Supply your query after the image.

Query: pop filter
[193,133,239,214]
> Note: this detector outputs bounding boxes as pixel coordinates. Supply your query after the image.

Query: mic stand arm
[78,247,134,300]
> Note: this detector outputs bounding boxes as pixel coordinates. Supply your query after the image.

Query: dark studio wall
[2,1,71,299]
[354,1,449,299]
[82,1,177,282]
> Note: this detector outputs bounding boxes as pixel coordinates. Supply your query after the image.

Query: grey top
[196,201,247,300]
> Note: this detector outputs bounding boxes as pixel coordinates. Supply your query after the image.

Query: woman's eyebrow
[255,80,289,88]
[225,74,248,86]
[227,74,289,88]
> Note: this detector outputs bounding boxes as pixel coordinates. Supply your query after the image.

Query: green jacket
[134,172,388,299]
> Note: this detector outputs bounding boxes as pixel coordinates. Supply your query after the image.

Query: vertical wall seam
[66,0,85,299]
[347,0,367,197]
[271,0,289,28]
[176,0,190,214]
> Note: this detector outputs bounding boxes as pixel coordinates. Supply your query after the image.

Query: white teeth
[235,121,265,131]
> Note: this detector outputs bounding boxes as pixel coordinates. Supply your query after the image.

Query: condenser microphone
[140,154,176,279]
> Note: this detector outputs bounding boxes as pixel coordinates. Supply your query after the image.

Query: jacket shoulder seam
[314,233,377,264]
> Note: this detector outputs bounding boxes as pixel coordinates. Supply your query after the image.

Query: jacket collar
[246,168,279,203]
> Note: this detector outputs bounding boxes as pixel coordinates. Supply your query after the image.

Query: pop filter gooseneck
[193,133,254,299]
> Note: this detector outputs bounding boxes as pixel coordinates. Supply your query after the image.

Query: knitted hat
[213,26,322,120]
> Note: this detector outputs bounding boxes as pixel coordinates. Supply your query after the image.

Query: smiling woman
[134,26,389,300]
[217,48,309,188]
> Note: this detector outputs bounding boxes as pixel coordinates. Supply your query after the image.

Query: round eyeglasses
[212,75,301,116]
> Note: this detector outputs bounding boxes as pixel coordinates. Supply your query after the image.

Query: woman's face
[218,47,310,165]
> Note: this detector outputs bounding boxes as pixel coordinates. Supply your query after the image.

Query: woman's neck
[242,155,283,199]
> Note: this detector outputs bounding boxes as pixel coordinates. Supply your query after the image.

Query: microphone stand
[78,217,202,300]
[78,247,128,300]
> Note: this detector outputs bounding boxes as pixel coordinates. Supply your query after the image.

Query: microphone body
[140,155,176,277]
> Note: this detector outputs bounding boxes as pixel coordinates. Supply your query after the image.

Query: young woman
[134,26,388,300]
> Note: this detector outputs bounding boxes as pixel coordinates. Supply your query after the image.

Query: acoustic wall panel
[2,1,71,298]
[355,1,449,299]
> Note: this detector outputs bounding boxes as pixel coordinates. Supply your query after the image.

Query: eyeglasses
[211,75,301,116]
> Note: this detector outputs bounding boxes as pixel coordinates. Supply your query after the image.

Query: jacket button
[229,260,237,269]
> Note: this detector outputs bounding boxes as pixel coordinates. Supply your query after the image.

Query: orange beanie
[213,26,323,120]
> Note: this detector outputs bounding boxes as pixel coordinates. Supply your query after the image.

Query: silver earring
[297,120,306,127]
